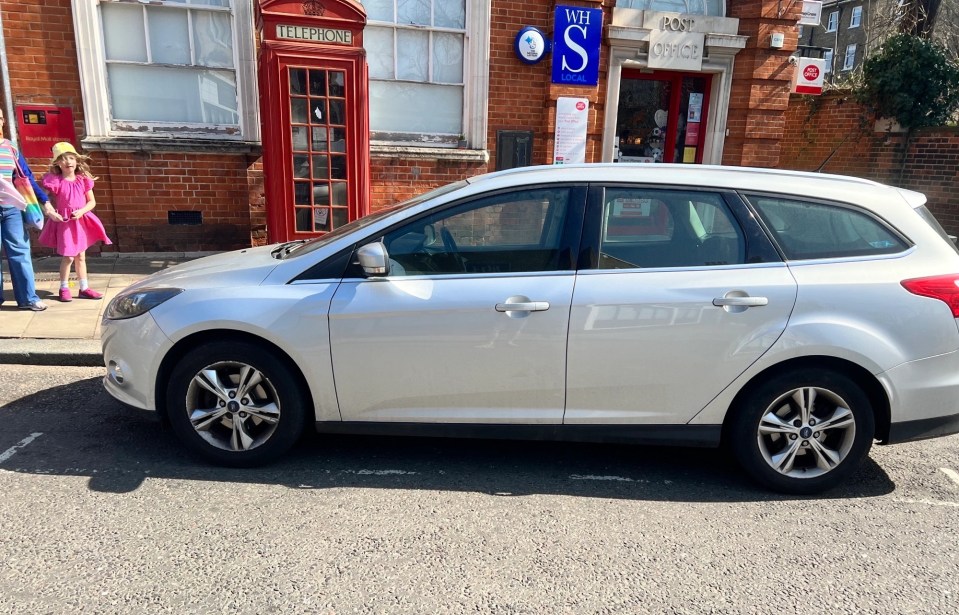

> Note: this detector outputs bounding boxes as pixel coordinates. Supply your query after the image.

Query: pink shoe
[78,288,103,300]
[59,288,72,302]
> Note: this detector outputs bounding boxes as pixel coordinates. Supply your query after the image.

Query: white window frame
[850,6,862,28]
[826,11,839,32]
[71,0,259,142]
[823,48,834,73]
[365,0,490,149]
[842,44,857,70]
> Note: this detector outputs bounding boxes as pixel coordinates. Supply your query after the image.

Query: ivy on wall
[856,34,959,130]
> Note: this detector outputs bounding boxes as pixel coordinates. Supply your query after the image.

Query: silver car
[101,164,959,493]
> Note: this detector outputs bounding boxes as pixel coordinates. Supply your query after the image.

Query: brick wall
[0,0,262,254]
[779,91,959,236]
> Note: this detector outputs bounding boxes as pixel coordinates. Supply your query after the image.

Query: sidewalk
[1,253,200,366]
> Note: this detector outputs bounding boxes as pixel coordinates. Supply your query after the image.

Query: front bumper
[100,312,173,411]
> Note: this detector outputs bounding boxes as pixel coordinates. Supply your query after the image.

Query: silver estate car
[102,164,959,494]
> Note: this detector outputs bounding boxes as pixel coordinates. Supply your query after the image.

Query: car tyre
[728,368,875,495]
[166,341,307,467]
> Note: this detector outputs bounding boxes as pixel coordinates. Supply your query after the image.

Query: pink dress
[39,173,112,257]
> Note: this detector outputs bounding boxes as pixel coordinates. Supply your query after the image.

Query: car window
[745,195,909,260]
[382,187,573,275]
[598,189,745,269]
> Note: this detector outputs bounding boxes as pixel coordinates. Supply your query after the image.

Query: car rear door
[329,185,586,424]
[564,185,797,424]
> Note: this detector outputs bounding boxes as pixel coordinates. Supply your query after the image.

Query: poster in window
[553,97,589,164]
[685,122,700,146]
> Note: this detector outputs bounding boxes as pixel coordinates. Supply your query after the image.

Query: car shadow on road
[1,377,896,501]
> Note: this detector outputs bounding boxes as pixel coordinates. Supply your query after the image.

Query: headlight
[105,287,184,320]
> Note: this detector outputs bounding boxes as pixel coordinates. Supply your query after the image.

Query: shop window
[823,49,834,73]
[843,44,857,70]
[71,0,258,141]
[362,0,490,148]
[826,11,839,32]
[850,6,863,28]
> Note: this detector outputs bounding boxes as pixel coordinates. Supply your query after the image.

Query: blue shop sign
[551,5,603,86]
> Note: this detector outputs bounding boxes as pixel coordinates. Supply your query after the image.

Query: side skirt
[314,422,722,448]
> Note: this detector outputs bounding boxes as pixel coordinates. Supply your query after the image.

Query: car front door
[565,186,797,424]
[329,185,586,424]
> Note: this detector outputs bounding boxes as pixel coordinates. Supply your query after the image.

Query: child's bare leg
[76,251,102,299]
[59,256,75,301]
[75,251,88,281]
[59,256,74,285]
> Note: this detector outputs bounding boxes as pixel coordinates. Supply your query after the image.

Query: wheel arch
[154,329,314,426]
[721,356,891,445]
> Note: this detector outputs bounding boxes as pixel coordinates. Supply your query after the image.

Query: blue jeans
[1,205,41,306]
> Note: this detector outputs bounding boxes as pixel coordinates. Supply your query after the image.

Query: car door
[329,185,586,424]
[565,186,798,424]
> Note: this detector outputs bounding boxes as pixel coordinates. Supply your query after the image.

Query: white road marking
[939,467,959,487]
[350,469,417,476]
[894,498,959,508]
[570,474,641,483]
[0,433,43,463]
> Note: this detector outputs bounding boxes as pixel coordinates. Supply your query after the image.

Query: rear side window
[599,189,745,268]
[745,195,908,260]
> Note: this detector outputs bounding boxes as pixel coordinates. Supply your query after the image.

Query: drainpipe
[0,7,18,146]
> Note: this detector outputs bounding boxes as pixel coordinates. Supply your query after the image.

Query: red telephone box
[255,0,370,242]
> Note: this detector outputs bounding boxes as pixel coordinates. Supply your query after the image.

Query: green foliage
[857,34,959,129]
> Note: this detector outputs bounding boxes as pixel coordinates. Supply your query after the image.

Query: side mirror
[356,242,390,277]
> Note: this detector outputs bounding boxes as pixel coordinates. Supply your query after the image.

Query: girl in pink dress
[39,142,112,301]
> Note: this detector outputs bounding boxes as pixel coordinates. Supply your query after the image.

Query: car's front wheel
[728,368,875,494]
[166,341,307,467]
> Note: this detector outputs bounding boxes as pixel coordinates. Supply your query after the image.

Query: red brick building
[0,0,802,253]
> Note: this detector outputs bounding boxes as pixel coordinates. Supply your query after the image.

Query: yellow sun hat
[51,141,78,160]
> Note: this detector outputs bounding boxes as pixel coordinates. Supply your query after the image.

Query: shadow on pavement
[0,376,896,501]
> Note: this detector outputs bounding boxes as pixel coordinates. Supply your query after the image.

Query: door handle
[712,296,768,307]
[495,301,550,312]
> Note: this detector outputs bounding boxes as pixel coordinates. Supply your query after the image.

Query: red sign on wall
[15,105,77,159]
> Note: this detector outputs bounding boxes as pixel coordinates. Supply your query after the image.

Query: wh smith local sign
[791,57,826,95]
[551,5,603,86]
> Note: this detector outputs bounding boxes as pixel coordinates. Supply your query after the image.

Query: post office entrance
[614,69,711,164]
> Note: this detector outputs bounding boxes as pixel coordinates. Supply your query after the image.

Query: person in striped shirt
[0,110,51,311]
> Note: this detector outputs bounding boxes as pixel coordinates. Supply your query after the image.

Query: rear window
[744,195,909,260]
[915,205,959,255]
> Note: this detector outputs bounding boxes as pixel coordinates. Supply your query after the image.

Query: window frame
[826,11,839,32]
[842,43,858,71]
[849,6,863,28]
[365,0,490,149]
[71,0,259,143]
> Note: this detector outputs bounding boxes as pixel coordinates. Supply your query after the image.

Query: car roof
[464,163,926,210]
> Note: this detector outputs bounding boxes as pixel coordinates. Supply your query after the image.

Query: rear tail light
[902,275,959,317]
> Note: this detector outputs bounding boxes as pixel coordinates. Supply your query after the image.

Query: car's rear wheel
[729,368,875,494]
[166,341,306,467]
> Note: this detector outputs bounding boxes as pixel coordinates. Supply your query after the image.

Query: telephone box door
[283,60,358,235]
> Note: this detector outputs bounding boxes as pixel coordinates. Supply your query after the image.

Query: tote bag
[12,155,44,230]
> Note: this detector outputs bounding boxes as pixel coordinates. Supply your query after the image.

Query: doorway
[615,69,711,164]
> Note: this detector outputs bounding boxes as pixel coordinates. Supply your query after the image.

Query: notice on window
[553,97,589,164]
[685,122,700,146]
[687,93,703,123]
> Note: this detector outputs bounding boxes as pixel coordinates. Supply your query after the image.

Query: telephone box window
[290,67,350,233]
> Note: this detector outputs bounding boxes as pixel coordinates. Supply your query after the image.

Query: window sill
[81,136,262,156]
[371,144,489,163]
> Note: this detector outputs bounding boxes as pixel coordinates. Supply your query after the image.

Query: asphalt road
[1,364,958,614]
